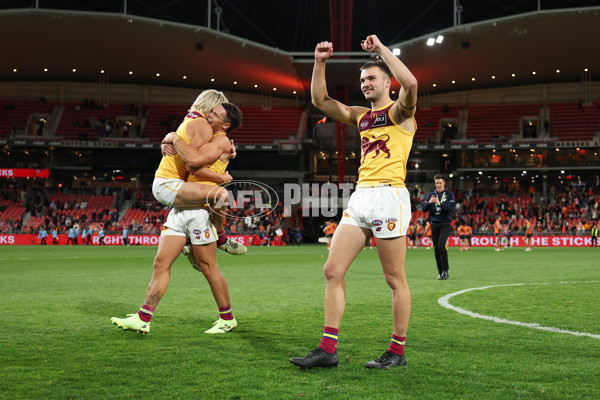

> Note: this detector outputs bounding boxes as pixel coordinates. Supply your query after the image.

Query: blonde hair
[189,89,228,115]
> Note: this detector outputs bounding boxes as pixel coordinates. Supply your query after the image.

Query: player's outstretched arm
[361,34,418,121]
[311,41,365,126]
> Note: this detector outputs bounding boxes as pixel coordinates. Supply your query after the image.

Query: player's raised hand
[361,34,384,54]
[315,41,333,63]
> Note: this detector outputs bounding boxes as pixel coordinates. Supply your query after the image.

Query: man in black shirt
[422,174,456,280]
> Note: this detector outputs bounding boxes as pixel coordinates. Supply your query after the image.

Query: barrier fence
[0,234,595,247]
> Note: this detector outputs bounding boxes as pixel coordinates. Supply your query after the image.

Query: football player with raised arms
[290,34,417,369]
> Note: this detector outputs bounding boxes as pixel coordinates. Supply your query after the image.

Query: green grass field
[1,244,599,399]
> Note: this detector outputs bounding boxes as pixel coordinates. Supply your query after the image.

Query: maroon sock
[319,326,339,354]
[219,305,234,320]
[387,334,405,356]
[138,305,155,323]
[217,230,227,246]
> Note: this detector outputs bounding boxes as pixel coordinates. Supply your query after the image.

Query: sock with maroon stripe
[319,326,339,354]
[217,230,227,246]
[219,305,234,320]
[138,305,155,323]
[388,334,405,356]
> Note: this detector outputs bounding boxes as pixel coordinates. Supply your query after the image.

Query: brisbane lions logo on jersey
[361,134,391,163]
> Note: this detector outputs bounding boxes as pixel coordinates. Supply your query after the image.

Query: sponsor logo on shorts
[161,226,169,231]
[375,227,382,232]
[372,219,383,226]
[342,211,351,218]
[387,222,396,231]
[204,229,210,239]
[386,218,397,223]
[193,230,201,235]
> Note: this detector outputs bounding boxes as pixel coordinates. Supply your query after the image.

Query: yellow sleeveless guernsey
[355,102,416,188]
[154,111,205,180]
[187,132,229,185]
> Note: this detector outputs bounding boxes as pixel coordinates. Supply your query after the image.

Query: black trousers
[431,225,451,274]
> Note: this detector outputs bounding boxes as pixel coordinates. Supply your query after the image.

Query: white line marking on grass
[438,281,600,340]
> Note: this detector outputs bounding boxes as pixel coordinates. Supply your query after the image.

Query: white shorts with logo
[152,177,185,207]
[161,207,217,245]
[340,186,411,238]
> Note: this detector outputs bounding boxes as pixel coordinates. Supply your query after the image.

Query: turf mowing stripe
[438,281,600,340]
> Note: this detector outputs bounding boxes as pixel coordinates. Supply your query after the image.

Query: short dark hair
[222,102,243,133]
[360,59,392,80]
[434,174,445,181]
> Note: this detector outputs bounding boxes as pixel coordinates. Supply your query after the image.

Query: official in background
[422,174,456,280]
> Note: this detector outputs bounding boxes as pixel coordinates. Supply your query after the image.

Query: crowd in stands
[222,200,299,246]
[408,182,600,236]
[2,181,598,244]
[1,184,300,246]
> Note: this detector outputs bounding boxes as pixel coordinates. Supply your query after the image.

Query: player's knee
[211,187,229,204]
[152,255,172,272]
[194,260,211,275]
[323,262,343,281]
[383,273,398,290]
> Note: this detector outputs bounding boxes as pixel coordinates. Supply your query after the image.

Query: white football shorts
[152,177,184,207]
[340,186,411,238]
[161,207,217,245]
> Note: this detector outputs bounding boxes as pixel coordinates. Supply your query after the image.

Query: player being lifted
[290,34,417,369]
[111,99,244,335]
[153,89,246,256]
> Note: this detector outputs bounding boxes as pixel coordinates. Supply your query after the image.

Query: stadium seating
[0,99,57,138]
[120,208,170,232]
[56,102,137,140]
[143,104,303,144]
[466,104,543,143]
[230,106,303,144]
[414,105,460,144]
[0,205,26,232]
[141,104,185,142]
[548,102,600,141]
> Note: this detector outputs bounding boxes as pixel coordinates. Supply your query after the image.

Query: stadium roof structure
[1,5,599,100]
